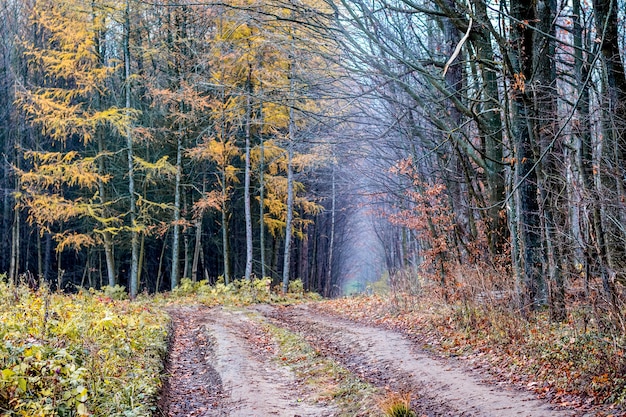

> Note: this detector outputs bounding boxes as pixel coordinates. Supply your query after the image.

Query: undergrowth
[164,277,321,306]
[379,392,415,417]
[0,281,168,417]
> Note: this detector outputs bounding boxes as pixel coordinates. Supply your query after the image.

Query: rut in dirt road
[159,305,336,417]
[255,303,578,417]
[159,306,226,416]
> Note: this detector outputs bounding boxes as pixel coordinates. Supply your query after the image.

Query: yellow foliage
[0,284,168,416]
[262,174,321,238]
[54,231,96,252]
[24,194,91,232]
[18,0,136,145]
[134,155,177,182]
[251,139,285,171]
[188,137,240,166]
[21,151,104,190]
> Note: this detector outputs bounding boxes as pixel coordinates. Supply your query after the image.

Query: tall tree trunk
[592,0,626,295]
[282,130,295,293]
[138,234,145,290]
[244,66,253,280]
[43,232,52,283]
[221,171,231,284]
[510,0,545,311]
[183,193,190,280]
[9,194,20,284]
[282,61,296,293]
[171,130,182,289]
[259,102,267,279]
[91,0,116,288]
[9,128,21,284]
[0,28,12,275]
[124,0,139,298]
[192,176,206,282]
[533,0,565,320]
[472,0,507,255]
[98,135,116,287]
[572,0,594,293]
[325,160,336,297]
[192,217,202,282]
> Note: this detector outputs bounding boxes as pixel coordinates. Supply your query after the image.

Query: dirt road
[159,303,579,417]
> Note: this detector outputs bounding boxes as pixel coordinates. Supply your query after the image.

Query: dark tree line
[0,0,349,295]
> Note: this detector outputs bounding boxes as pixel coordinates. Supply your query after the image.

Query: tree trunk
[534,0,565,320]
[472,0,507,255]
[282,61,296,293]
[259,99,267,279]
[124,0,139,298]
[221,174,231,284]
[572,0,594,294]
[510,0,545,311]
[43,232,52,283]
[9,127,21,284]
[171,130,182,289]
[9,195,20,284]
[192,217,202,282]
[183,215,190,280]
[282,133,295,293]
[97,135,116,287]
[592,0,626,295]
[325,160,336,297]
[138,234,145,290]
[244,66,253,280]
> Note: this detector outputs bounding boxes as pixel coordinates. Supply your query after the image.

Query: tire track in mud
[159,305,337,417]
[255,303,579,417]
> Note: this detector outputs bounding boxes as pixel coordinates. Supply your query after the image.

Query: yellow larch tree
[16,0,136,287]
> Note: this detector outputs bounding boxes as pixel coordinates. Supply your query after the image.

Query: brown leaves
[512,72,526,93]
[192,190,223,218]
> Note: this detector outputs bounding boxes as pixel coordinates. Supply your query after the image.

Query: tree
[16,0,136,289]
[123,0,140,298]
[591,0,626,304]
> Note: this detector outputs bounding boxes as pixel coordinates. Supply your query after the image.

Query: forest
[2,0,626,319]
[0,0,626,308]
[2,0,626,415]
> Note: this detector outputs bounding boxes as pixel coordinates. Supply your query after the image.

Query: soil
[158,303,586,417]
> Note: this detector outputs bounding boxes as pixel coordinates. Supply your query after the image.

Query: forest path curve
[160,303,581,417]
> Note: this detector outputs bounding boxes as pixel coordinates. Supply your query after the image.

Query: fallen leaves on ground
[316,294,626,417]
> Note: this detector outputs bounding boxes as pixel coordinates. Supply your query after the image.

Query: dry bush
[378,391,415,417]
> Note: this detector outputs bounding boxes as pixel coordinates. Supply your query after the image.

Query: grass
[379,392,415,417]
[242,311,383,416]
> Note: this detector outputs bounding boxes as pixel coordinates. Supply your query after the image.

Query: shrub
[0,283,168,417]
[168,277,320,306]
